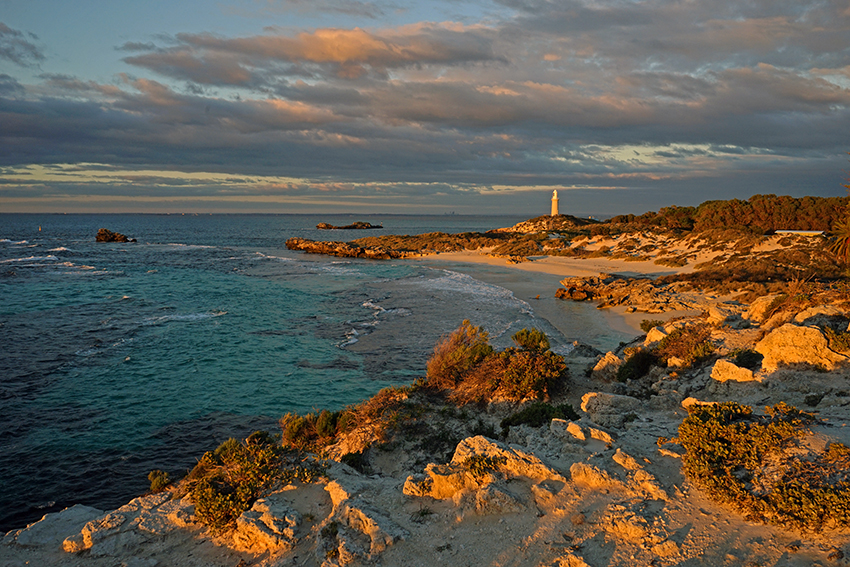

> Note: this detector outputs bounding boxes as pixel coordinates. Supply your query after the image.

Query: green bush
[655,325,714,367]
[512,328,550,351]
[640,319,664,333]
[616,349,657,382]
[462,454,507,479]
[184,432,324,534]
[733,349,763,369]
[427,324,568,403]
[148,469,170,493]
[316,409,339,438]
[678,402,850,531]
[426,320,493,389]
[500,402,579,432]
[497,348,566,399]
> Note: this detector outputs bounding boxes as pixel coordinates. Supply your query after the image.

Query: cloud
[0,23,45,67]
[123,23,502,84]
[1,0,849,213]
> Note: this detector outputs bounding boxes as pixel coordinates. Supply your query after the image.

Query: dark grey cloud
[0,74,24,97]
[1,0,849,213]
[0,23,45,67]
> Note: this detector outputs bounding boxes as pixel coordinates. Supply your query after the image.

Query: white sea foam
[143,310,227,324]
[339,328,360,346]
[0,239,28,245]
[407,270,533,315]
[164,243,215,249]
[48,247,71,252]
[1,255,58,264]
[361,300,411,317]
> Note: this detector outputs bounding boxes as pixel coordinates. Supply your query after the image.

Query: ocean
[0,213,632,533]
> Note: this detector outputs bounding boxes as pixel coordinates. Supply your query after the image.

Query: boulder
[61,492,175,556]
[710,359,759,382]
[580,392,641,428]
[591,352,623,381]
[5,504,102,550]
[793,305,848,330]
[96,228,136,243]
[450,436,566,484]
[335,499,407,555]
[233,493,301,553]
[551,418,585,441]
[745,294,781,323]
[707,303,746,328]
[755,323,849,372]
[644,327,667,345]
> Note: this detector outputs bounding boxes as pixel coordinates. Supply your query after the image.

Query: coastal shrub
[497,348,567,400]
[640,319,664,333]
[148,469,170,493]
[615,349,657,382]
[732,349,763,370]
[315,409,339,438]
[512,328,550,351]
[654,324,714,367]
[426,320,493,389]
[500,402,580,433]
[462,454,508,479]
[678,401,850,531]
[183,432,325,534]
[824,327,850,353]
[427,324,567,403]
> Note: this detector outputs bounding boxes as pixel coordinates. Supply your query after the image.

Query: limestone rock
[755,323,848,372]
[61,492,174,556]
[793,304,848,330]
[550,418,586,441]
[474,484,525,514]
[569,462,626,492]
[233,493,301,553]
[7,504,102,550]
[402,463,481,500]
[612,448,641,471]
[710,359,759,382]
[591,352,623,381]
[450,436,566,484]
[336,499,407,555]
[745,294,781,323]
[707,303,746,328]
[644,327,668,345]
[681,397,717,410]
[580,392,641,428]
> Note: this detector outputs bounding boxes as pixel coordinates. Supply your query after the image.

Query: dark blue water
[0,213,623,532]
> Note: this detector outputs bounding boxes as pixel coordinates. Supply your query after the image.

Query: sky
[1,0,849,216]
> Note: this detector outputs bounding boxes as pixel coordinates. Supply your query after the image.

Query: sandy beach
[414,250,698,343]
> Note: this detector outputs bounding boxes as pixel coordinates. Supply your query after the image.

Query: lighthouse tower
[551,189,559,216]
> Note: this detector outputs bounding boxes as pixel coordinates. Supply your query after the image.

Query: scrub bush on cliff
[678,402,850,531]
[183,431,324,534]
[426,320,493,389]
[429,323,568,403]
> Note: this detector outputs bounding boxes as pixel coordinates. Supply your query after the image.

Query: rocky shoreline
[4,280,850,566]
[6,213,850,567]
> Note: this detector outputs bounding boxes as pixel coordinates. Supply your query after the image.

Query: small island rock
[96,228,136,243]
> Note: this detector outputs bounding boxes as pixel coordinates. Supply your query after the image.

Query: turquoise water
[0,213,628,532]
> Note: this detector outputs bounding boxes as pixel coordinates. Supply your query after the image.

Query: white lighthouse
[551,189,559,216]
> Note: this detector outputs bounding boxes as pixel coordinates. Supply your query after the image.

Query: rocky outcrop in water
[317,222,383,230]
[96,228,136,243]
[285,237,426,259]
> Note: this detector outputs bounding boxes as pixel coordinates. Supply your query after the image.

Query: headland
[5,196,850,567]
